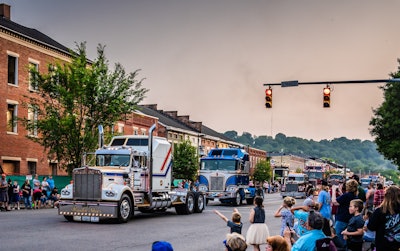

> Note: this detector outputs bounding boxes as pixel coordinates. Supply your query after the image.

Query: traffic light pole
[263,79,400,87]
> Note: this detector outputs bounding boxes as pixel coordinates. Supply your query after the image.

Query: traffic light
[265,88,272,108]
[323,86,331,108]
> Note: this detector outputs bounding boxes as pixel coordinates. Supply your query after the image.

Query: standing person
[367,185,400,251]
[274,196,296,236]
[246,196,270,251]
[41,176,50,199]
[0,173,10,211]
[47,175,55,192]
[365,183,375,211]
[214,208,243,234]
[329,183,341,225]
[350,175,366,202]
[317,179,332,220]
[21,179,32,209]
[341,199,365,251]
[32,174,40,189]
[11,180,20,210]
[7,178,13,210]
[373,183,385,209]
[331,179,359,246]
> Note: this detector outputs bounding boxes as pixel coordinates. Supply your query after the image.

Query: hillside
[223,131,399,181]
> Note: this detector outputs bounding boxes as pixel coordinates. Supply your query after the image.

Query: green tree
[173,139,198,181]
[22,43,148,175]
[370,59,400,170]
[252,160,272,183]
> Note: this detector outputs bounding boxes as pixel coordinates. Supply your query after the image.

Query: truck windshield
[200,159,237,171]
[305,172,323,179]
[288,176,305,182]
[97,154,130,167]
[329,175,343,180]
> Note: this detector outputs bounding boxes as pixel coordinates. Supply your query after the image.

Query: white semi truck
[58,124,205,223]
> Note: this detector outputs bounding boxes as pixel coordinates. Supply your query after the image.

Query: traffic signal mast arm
[263,79,400,87]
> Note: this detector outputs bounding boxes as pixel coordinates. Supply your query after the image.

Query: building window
[118,124,124,133]
[27,105,38,136]
[28,161,36,175]
[133,127,138,135]
[7,54,18,85]
[6,103,18,133]
[141,129,146,135]
[50,163,58,175]
[29,61,39,91]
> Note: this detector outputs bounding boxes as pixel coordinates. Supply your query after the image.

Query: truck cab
[281,173,308,198]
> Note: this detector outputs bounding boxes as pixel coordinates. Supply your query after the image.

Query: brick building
[0,4,267,177]
[0,4,74,175]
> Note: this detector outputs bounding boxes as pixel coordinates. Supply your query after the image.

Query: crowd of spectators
[0,172,59,211]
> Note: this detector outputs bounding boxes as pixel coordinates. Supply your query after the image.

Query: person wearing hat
[0,173,10,211]
[317,179,332,220]
[151,241,173,251]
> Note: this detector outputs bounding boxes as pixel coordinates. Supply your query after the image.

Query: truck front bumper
[205,191,235,200]
[58,200,119,220]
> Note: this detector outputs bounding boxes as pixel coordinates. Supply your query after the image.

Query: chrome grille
[73,167,102,200]
[285,183,299,192]
[210,176,224,191]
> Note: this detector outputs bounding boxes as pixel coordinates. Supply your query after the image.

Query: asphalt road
[0,192,303,251]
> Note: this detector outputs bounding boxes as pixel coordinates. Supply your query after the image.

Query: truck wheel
[118,194,133,223]
[64,215,73,222]
[246,198,254,205]
[194,193,205,213]
[175,192,195,215]
[233,192,242,206]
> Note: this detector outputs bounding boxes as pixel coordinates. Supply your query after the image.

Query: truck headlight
[198,184,208,192]
[105,190,116,197]
[226,185,237,192]
[61,189,70,196]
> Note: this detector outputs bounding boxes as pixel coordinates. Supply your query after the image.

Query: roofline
[0,25,71,56]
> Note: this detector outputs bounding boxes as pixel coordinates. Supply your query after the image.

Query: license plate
[82,216,99,222]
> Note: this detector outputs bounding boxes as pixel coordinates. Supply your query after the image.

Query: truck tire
[233,192,242,206]
[175,192,195,215]
[118,194,133,223]
[194,193,205,213]
[64,215,73,222]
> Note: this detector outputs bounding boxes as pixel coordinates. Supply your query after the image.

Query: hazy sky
[4,0,400,140]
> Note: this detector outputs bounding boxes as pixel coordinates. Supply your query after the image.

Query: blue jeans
[335,220,348,247]
[23,196,32,208]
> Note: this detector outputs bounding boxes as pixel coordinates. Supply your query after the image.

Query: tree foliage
[22,43,148,174]
[370,59,400,170]
[172,139,198,181]
[252,160,272,183]
[224,131,399,182]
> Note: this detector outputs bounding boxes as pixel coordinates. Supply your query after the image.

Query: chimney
[0,4,10,20]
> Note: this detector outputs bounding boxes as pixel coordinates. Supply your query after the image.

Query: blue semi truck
[197,148,256,205]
